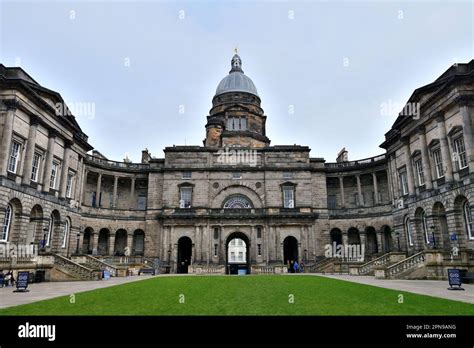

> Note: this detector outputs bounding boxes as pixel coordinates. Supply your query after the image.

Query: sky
[0,0,472,163]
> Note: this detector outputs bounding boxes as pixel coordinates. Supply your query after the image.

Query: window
[399,170,408,196]
[454,137,468,170]
[230,240,235,246]
[327,195,337,209]
[257,244,262,256]
[182,172,192,179]
[283,172,294,179]
[421,211,429,244]
[257,227,262,239]
[214,244,218,257]
[66,173,74,198]
[238,252,243,261]
[61,219,70,248]
[232,172,242,179]
[50,161,59,189]
[283,186,295,208]
[223,195,252,209]
[415,159,425,186]
[464,202,473,240]
[137,196,147,210]
[7,141,21,174]
[405,216,414,247]
[213,227,219,239]
[31,152,41,182]
[237,239,243,246]
[231,252,235,261]
[432,149,444,178]
[227,117,247,131]
[1,204,12,241]
[46,214,54,247]
[179,187,192,208]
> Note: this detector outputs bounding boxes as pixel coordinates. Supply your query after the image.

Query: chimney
[141,148,151,164]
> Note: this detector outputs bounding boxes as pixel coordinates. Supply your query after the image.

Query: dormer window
[227,117,247,131]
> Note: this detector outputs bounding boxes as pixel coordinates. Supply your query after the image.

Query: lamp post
[396,231,401,252]
[41,227,48,252]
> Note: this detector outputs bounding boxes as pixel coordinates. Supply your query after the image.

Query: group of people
[0,270,16,287]
[287,260,304,273]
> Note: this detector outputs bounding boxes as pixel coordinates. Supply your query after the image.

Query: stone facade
[0,56,473,276]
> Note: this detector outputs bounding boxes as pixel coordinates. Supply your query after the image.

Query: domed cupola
[204,52,270,148]
[215,54,259,97]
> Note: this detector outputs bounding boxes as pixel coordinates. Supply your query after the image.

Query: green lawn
[1,275,473,315]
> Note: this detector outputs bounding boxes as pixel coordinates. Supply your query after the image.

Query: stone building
[0,55,472,280]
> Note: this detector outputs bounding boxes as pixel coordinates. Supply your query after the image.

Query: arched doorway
[283,236,298,271]
[28,205,43,245]
[226,232,250,275]
[48,210,61,250]
[382,226,393,252]
[433,202,449,250]
[82,228,92,254]
[177,236,192,274]
[365,227,378,254]
[330,228,342,247]
[348,228,361,245]
[98,229,110,255]
[114,229,127,256]
[133,230,145,256]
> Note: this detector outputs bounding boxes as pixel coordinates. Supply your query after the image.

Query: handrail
[86,155,150,170]
[53,253,95,280]
[85,255,119,276]
[359,252,393,275]
[325,154,386,168]
[385,251,425,278]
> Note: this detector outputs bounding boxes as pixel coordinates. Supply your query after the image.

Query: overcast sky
[1,1,472,162]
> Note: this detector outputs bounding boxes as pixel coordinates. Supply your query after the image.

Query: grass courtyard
[0,275,473,316]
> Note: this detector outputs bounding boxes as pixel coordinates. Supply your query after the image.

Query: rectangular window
[283,186,295,208]
[180,187,192,208]
[66,173,74,198]
[214,244,218,257]
[227,117,247,131]
[232,172,242,179]
[415,159,425,186]
[7,141,21,174]
[399,170,408,196]
[238,252,243,261]
[282,172,294,179]
[182,172,192,179]
[238,239,243,246]
[31,152,41,182]
[432,149,444,178]
[50,161,59,189]
[213,227,219,239]
[327,195,337,209]
[137,196,147,210]
[257,244,262,256]
[454,137,468,170]
[231,252,235,261]
[256,227,262,239]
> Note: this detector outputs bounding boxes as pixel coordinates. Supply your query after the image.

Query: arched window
[61,218,70,248]
[46,214,54,247]
[464,202,473,240]
[223,195,252,209]
[1,204,12,242]
[405,216,413,247]
[421,210,429,244]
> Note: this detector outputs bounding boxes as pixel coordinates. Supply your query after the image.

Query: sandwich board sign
[14,271,30,293]
[447,269,464,291]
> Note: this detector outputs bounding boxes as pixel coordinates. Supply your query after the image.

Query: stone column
[359,233,367,256]
[376,231,383,253]
[339,176,345,207]
[80,169,88,206]
[458,98,474,172]
[91,233,99,255]
[59,141,72,198]
[0,100,17,176]
[21,117,39,185]
[194,225,201,263]
[130,177,136,209]
[386,165,394,203]
[112,176,119,208]
[126,233,134,255]
[41,129,57,192]
[96,173,102,207]
[417,126,433,189]
[342,231,348,246]
[356,175,363,206]
[402,138,415,195]
[436,114,453,182]
[109,234,116,255]
[372,172,379,205]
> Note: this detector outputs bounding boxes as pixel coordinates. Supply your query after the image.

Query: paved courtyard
[317,274,474,304]
[0,275,157,309]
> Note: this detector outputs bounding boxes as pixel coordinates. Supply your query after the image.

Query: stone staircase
[358,252,402,276]
[376,251,425,279]
[52,254,100,281]
[81,255,119,276]
[308,257,337,273]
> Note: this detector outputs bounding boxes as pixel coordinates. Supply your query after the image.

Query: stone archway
[114,229,127,256]
[177,236,192,274]
[226,232,250,275]
[283,236,298,267]
[133,230,145,256]
[98,228,110,255]
[82,228,93,254]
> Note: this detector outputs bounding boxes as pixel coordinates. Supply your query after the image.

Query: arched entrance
[114,229,127,256]
[365,227,378,254]
[226,232,250,275]
[433,202,449,250]
[28,205,43,245]
[330,228,342,246]
[133,230,145,256]
[283,236,298,271]
[82,228,92,254]
[98,229,109,255]
[382,226,393,252]
[177,236,192,274]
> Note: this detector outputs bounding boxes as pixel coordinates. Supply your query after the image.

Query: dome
[215,54,259,97]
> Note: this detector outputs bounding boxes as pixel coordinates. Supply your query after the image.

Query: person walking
[293,260,299,273]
